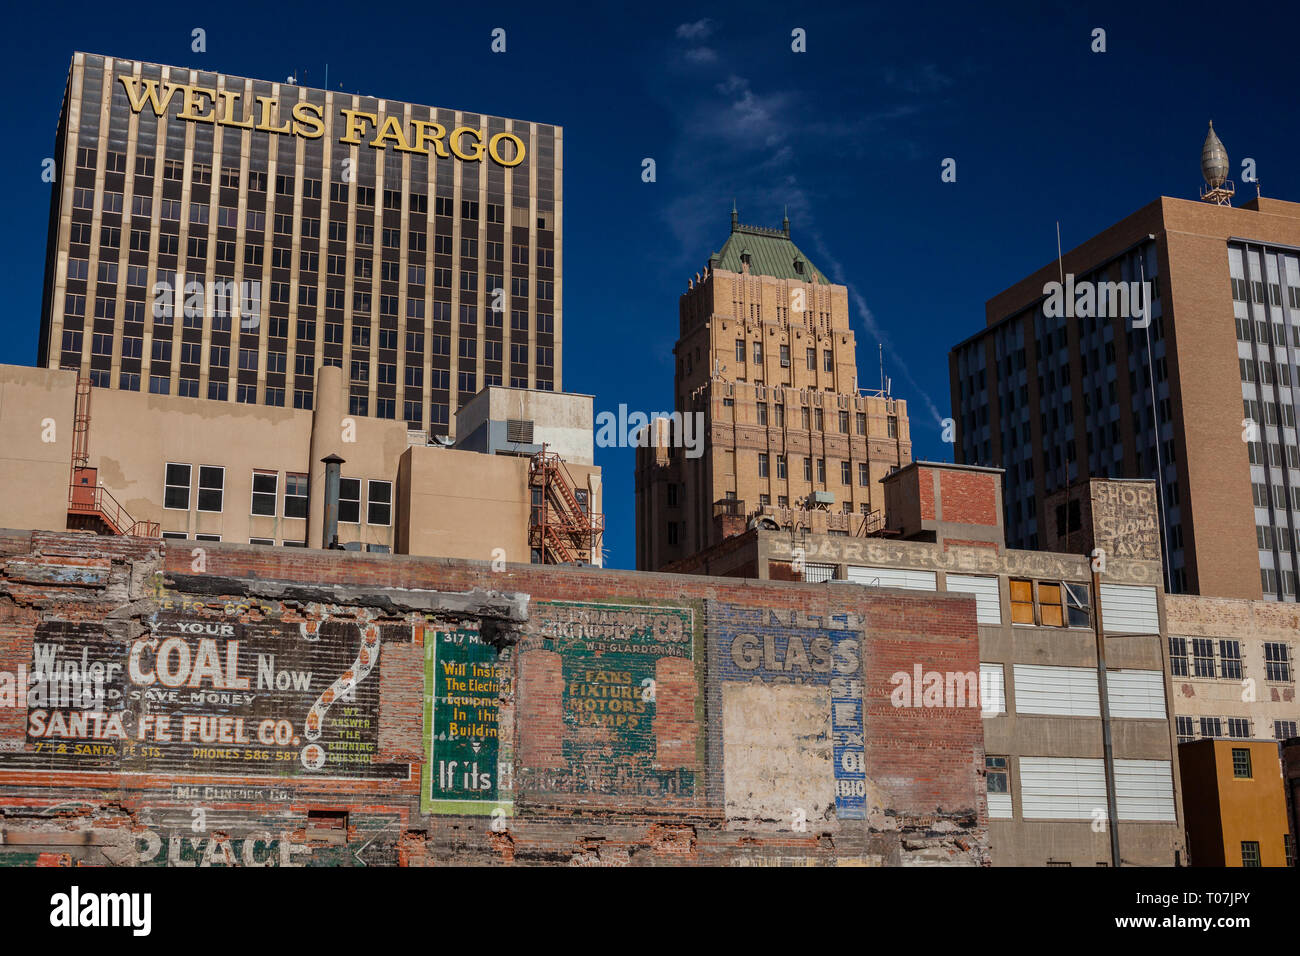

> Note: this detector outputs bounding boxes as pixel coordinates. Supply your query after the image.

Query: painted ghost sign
[422,626,512,815]
[715,607,867,822]
[4,611,409,781]
[518,601,699,801]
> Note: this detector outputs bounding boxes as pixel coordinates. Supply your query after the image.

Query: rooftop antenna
[1200,121,1235,205]
[1056,221,1065,289]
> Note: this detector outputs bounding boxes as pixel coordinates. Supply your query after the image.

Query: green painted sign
[421,627,511,816]
[525,601,697,798]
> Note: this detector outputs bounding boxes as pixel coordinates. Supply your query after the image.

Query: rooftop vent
[506,418,535,444]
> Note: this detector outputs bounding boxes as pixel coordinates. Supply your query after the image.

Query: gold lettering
[291,101,324,139]
[117,76,182,116]
[178,86,216,123]
[410,120,449,158]
[449,126,484,162]
[255,96,291,134]
[339,109,378,145]
[488,132,526,167]
[216,90,255,129]
[370,115,411,151]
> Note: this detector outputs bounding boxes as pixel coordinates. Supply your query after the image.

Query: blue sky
[3,1,1299,567]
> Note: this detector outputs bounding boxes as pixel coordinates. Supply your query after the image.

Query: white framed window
[195,533,221,541]
[985,755,1012,819]
[164,463,191,510]
[338,478,361,523]
[367,480,392,525]
[979,662,1006,716]
[285,473,308,519]
[161,531,187,540]
[948,574,1001,625]
[250,537,274,546]
[251,470,278,516]
[197,466,225,512]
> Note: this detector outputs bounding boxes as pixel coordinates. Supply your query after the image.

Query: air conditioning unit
[810,491,835,507]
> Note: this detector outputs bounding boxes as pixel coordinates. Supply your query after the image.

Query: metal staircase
[65,377,160,538]
[527,449,603,564]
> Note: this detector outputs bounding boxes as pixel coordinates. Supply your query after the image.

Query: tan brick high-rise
[636,209,911,571]
[951,193,1300,602]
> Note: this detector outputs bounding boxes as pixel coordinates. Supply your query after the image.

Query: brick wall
[936,469,999,526]
[0,529,987,866]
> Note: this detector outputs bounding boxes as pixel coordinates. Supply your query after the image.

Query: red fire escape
[66,377,160,537]
[528,448,603,564]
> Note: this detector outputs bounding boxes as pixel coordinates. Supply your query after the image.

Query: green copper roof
[708,209,829,283]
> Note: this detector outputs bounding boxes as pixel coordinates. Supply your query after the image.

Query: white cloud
[675,18,715,41]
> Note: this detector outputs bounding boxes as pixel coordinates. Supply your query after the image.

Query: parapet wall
[0,529,987,866]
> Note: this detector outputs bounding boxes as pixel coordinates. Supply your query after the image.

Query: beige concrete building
[636,210,911,571]
[0,362,600,564]
[1164,595,1298,746]
[667,465,1186,866]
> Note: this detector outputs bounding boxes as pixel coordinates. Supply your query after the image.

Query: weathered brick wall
[0,530,988,866]
[936,469,999,526]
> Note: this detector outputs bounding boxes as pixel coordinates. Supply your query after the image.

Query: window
[1219,640,1243,680]
[985,755,1008,793]
[858,463,868,486]
[839,410,850,433]
[1169,637,1188,677]
[338,478,361,523]
[1200,717,1222,738]
[1175,716,1194,743]
[816,458,825,483]
[777,455,787,479]
[1232,748,1252,778]
[823,350,833,372]
[1240,841,1260,868]
[758,453,769,478]
[1038,583,1063,627]
[1063,582,1090,627]
[803,457,812,481]
[840,461,850,484]
[735,339,744,361]
[1275,720,1298,740]
[285,474,308,519]
[1264,642,1292,682]
[1191,638,1215,678]
[164,463,191,510]
[1227,718,1251,738]
[1010,580,1034,624]
[251,471,278,516]
[856,412,866,435]
[757,403,768,425]
[197,467,224,512]
[752,342,762,363]
[806,347,815,370]
[779,345,790,367]
[368,480,392,525]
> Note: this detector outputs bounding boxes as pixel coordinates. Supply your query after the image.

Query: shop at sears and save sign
[6,613,407,780]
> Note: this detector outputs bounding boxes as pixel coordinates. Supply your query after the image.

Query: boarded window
[1010,579,1035,624]
[1038,583,1064,627]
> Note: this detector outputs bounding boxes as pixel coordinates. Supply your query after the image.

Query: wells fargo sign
[117,76,526,167]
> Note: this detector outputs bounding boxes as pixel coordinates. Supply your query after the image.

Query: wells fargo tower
[636,209,911,571]
[38,53,561,438]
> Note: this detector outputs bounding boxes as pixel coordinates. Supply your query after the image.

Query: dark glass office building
[39,53,562,437]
